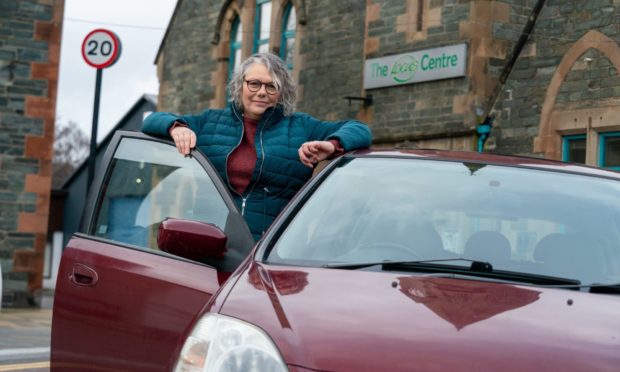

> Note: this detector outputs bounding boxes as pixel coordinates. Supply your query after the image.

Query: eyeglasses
[245,79,278,95]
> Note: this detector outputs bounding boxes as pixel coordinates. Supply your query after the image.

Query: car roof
[347,148,620,180]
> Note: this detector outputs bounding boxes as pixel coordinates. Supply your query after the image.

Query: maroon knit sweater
[228,117,258,194]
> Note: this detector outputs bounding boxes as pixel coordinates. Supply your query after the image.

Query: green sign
[364,43,467,89]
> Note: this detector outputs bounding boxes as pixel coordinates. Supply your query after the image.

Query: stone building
[0,0,64,307]
[155,0,620,169]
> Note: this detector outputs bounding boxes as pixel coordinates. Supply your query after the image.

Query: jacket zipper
[240,110,271,214]
[226,105,247,213]
[227,105,274,216]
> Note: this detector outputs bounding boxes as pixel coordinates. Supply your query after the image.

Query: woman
[142,52,372,239]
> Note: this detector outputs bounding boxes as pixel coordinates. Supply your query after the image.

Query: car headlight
[174,314,288,372]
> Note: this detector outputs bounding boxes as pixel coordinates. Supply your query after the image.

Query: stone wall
[364,0,474,146]
[497,0,620,157]
[0,0,63,307]
[156,0,620,159]
[294,0,367,121]
[156,0,498,143]
[158,0,220,114]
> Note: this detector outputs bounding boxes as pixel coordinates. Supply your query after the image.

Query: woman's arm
[141,111,207,137]
[297,113,373,167]
[299,113,373,151]
[142,111,206,155]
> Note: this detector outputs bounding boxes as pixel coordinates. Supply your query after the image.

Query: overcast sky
[56,0,177,142]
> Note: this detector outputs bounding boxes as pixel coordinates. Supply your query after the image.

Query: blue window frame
[229,16,242,82]
[280,3,296,69]
[562,134,586,164]
[254,0,272,53]
[599,132,620,170]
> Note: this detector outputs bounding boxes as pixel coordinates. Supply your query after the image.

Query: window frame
[89,139,232,251]
[83,130,255,270]
[253,0,272,53]
[561,134,587,163]
[280,2,296,69]
[599,131,620,170]
[228,16,242,82]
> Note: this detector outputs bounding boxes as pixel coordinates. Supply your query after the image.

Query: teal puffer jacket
[142,103,372,240]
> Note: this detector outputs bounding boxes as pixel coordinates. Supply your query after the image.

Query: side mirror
[157,218,227,261]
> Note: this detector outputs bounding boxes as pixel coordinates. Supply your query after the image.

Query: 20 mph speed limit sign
[82,28,122,192]
[81,29,122,69]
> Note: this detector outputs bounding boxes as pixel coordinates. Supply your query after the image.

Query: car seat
[534,233,606,284]
[464,230,512,265]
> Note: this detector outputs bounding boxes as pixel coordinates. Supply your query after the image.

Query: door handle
[70,263,99,287]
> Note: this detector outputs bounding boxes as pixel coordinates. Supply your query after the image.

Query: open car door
[51,131,254,371]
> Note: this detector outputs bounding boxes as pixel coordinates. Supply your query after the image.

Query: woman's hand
[170,125,196,155]
[298,141,336,168]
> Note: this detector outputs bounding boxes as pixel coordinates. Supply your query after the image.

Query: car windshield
[266,157,620,286]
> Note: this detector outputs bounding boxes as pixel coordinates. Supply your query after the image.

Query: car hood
[219,263,620,372]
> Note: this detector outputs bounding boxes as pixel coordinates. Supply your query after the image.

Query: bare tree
[52,120,90,189]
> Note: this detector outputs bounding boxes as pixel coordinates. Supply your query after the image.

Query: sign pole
[81,28,121,193]
[87,68,103,192]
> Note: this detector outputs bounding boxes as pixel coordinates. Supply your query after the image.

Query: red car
[51,130,620,371]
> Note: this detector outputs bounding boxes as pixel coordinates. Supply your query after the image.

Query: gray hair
[228,52,297,116]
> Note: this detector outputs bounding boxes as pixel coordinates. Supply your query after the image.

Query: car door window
[91,138,229,251]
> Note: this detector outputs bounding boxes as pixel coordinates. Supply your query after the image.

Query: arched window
[229,16,243,81]
[254,0,272,53]
[280,2,296,69]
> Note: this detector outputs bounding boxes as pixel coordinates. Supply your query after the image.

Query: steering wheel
[350,241,424,260]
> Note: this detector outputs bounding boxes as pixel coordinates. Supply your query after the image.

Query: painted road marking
[0,348,49,357]
[0,361,50,371]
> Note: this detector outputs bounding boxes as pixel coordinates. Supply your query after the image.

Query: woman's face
[241,63,280,120]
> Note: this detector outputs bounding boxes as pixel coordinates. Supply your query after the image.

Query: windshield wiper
[324,258,491,271]
[324,258,582,287]
[586,283,620,294]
